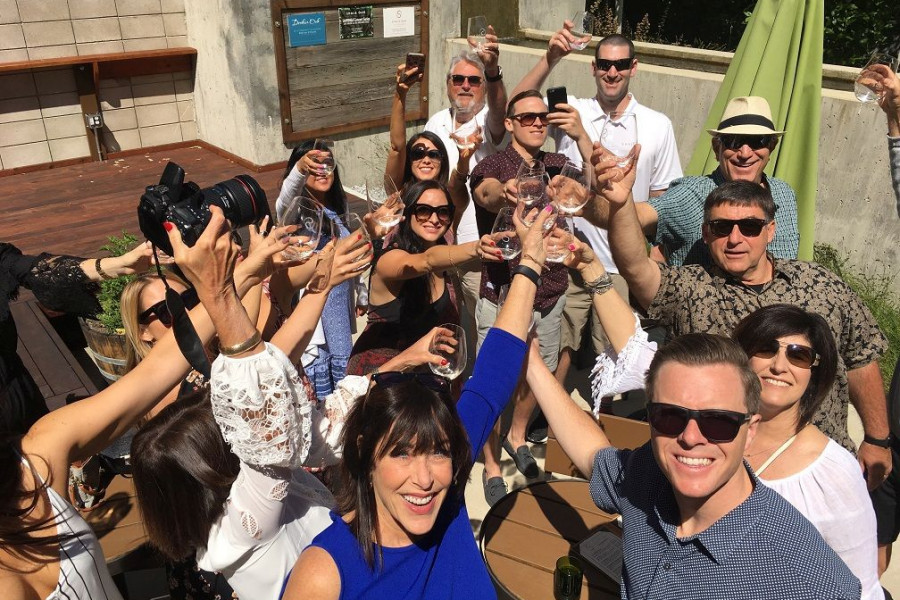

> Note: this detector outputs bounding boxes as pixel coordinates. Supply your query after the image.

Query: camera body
[138,162,270,255]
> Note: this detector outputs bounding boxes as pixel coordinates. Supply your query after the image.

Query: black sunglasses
[410,146,444,162]
[648,402,752,443]
[706,218,769,238]
[511,112,550,127]
[595,57,634,72]
[449,74,483,87]
[717,134,774,151]
[372,371,451,391]
[139,288,200,327]
[753,340,820,369]
[412,204,453,224]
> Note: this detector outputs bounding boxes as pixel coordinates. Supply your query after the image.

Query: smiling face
[713,137,773,184]
[372,436,453,547]
[447,60,485,117]
[409,137,442,182]
[410,188,451,243]
[650,362,759,514]
[505,95,549,154]
[304,152,335,197]
[592,43,635,110]
[749,334,813,421]
[138,278,187,345]
[702,203,774,283]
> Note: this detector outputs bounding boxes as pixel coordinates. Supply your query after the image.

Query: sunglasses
[139,288,200,327]
[410,146,444,162]
[372,371,451,391]
[753,340,820,369]
[706,218,769,238]
[647,402,752,443]
[449,74,483,87]
[413,204,453,224]
[511,112,550,127]
[717,134,774,151]
[595,57,634,72]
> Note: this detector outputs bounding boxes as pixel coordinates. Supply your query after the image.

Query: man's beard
[452,97,482,116]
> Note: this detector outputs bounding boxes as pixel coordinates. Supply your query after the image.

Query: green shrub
[815,242,899,392]
[95,232,138,332]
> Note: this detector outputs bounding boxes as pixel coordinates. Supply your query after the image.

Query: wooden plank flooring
[0,146,286,258]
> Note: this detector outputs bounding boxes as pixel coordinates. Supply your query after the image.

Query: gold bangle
[95,258,113,280]
[220,330,262,356]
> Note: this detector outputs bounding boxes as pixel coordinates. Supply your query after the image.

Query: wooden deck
[0,145,286,258]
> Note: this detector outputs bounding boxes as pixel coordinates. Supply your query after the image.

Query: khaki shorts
[559,271,629,354]
[475,294,565,372]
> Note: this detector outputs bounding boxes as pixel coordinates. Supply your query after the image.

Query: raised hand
[477,25,501,71]
[547,21,578,65]
[237,216,301,289]
[547,103,588,142]
[395,62,422,96]
[514,204,554,265]
[477,233,504,262]
[591,142,641,207]
[167,206,240,300]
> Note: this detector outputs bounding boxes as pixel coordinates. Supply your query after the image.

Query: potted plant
[79,231,138,383]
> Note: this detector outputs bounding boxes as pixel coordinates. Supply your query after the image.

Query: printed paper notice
[383,6,415,38]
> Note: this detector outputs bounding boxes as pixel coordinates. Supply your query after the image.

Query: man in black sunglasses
[600,158,892,493]
[526,332,860,599]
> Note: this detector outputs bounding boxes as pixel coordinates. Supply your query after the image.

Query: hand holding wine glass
[855,52,899,104]
[544,216,574,264]
[279,196,323,261]
[552,160,590,214]
[366,175,404,228]
[467,16,488,53]
[429,324,467,380]
[490,207,522,260]
[599,112,637,168]
[569,12,595,51]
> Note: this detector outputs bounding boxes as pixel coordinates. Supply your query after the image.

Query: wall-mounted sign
[287,12,326,47]
[383,6,415,38]
[339,6,373,39]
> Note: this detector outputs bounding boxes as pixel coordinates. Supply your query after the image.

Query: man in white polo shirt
[424,28,509,366]
[512,24,682,421]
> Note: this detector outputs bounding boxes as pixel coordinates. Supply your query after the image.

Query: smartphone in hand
[405,52,426,74]
[547,86,568,113]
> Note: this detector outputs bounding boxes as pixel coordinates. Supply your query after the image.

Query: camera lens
[205,175,269,227]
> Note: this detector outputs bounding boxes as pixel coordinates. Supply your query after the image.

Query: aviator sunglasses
[647,402,752,443]
[410,146,444,162]
[139,288,200,327]
[717,134,774,151]
[412,204,453,224]
[752,340,820,368]
[449,74,483,87]
[511,112,550,127]
[706,218,769,238]
[595,57,634,72]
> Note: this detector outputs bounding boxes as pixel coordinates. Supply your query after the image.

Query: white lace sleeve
[304,375,369,468]
[211,342,312,469]
[589,315,657,416]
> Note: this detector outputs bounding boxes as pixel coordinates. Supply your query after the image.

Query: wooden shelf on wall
[0,47,196,78]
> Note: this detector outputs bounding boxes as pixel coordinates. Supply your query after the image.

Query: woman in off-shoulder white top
[565,240,882,600]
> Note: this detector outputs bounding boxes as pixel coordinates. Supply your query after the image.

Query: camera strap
[152,247,212,379]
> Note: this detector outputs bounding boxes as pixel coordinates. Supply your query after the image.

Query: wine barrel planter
[78,318,129,382]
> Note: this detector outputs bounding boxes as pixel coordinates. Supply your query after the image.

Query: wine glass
[467,16,488,53]
[516,159,547,210]
[366,175,403,227]
[307,220,335,294]
[516,157,546,180]
[313,138,336,175]
[451,117,480,151]
[517,197,558,231]
[491,207,521,260]
[553,160,590,214]
[570,12,595,51]
[279,196,323,261]
[855,52,899,103]
[429,324,467,380]
[545,215,574,264]
[600,112,637,168]
[340,212,373,272]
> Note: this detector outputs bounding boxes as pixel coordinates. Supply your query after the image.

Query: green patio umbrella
[687,0,824,260]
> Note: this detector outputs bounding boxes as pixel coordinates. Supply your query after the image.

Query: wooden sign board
[271,0,429,143]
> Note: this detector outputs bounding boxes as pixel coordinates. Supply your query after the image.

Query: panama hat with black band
[707,96,785,137]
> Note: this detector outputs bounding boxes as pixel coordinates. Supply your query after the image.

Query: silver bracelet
[584,272,614,296]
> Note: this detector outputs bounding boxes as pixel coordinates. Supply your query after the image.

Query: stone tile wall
[0,0,193,170]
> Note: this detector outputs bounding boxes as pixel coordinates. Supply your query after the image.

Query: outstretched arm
[479,26,507,145]
[386,63,422,187]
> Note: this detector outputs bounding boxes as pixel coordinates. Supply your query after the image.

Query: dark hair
[596,33,635,62]
[703,180,776,222]
[403,132,450,186]
[645,333,761,414]
[336,379,472,567]
[732,305,838,431]
[283,140,348,215]
[505,89,545,118]
[131,391,239,560]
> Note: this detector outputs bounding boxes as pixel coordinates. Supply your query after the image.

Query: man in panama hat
[584,96,799,268]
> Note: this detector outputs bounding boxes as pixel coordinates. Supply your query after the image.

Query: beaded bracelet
[95,258,113,280]
[584,272,614,296]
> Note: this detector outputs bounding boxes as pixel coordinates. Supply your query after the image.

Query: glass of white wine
[545,216,574,264]
[491,207,522,260]
[855,52,899,103]
[553,160,590,214]
[313,138,336,175]
[366,175,403,228]
[279,196,323,261]
[570,11,595,51]
[429,324,467,380]
[600,112,637,168]
[467,16,488,53]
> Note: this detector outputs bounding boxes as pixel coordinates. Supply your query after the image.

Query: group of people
[2,16,900,600]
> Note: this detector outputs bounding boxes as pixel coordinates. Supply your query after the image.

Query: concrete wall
[518,0,582,33]
[0,0,194,170]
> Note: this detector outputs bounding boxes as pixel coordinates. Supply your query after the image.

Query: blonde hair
[121,271,190,372]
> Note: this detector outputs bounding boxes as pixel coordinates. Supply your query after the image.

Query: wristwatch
[863,434,893,448]
[485,66,503,83]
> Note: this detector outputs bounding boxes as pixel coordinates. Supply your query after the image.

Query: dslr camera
[138,162,271,255]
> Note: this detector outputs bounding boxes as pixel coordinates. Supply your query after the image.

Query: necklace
[745,434,796,458]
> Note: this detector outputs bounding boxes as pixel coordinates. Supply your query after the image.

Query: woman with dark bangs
[282,202,554,600]
[346,180,499,376]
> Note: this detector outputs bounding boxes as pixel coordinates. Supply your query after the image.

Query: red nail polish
[568,243,577,251]
[357,233,363,240]
[544,205,553,212]
[441,359,448,365]
[163,222,173,232]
